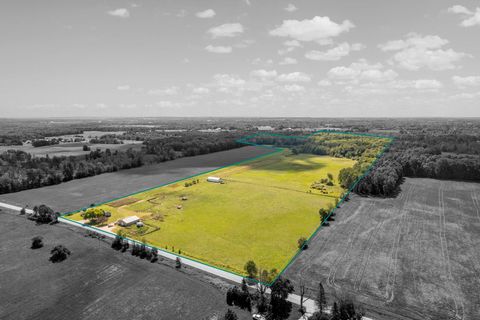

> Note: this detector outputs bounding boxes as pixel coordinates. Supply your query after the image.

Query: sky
[1,0,479,118]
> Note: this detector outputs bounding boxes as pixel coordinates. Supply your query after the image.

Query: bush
[175,257,182,269]
[31,236,43,249]
[223,309,238,320]
[49,245,71,263]
[298,237,308,250]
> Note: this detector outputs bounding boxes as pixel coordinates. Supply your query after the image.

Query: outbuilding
[118,216,140,227]
[207,176,223,183]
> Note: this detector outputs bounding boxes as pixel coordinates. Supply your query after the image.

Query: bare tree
[298,275,311,315]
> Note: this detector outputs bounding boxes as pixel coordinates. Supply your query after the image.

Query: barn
[118,216,140,227]
[207,176,223,183]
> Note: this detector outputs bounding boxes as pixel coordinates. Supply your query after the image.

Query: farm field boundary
[60,130,394,286]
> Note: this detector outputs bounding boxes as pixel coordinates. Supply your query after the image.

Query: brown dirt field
[285,178,480,320]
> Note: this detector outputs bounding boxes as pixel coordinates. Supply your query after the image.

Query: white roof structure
[207,176,222,183]
[119,216,140,224]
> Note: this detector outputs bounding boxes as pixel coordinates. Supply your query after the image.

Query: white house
[207,176,223,183]
[118,216,140,227]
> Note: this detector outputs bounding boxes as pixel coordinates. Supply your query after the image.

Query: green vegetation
[69,133,387,276]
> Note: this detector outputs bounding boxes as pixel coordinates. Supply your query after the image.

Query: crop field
[67,149,357,276]
[0,210,253,320]
[285,178,480,320]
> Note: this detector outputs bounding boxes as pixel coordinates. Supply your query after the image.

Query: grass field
[285,178,480,320]
[68,150,356,276]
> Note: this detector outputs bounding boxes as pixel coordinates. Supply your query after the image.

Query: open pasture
[68,151,356,276]
[286,178,480,320]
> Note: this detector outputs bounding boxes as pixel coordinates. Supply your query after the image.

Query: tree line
[0,132,242,194]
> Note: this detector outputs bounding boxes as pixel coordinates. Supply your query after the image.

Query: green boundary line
[60,130,394,287]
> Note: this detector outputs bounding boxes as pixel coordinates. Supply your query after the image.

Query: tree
[298,237,308,250]
[269,277,294,320]
[244,260,258,279]
[223,309,238,320]
[298,276,310,315]
[175,257,182,269]
[20,207,26,215]
[31,236,43,249]
[151,248,158,262]
[83,145,90,151]
[327,173,334,181]
[315,283,327,314]
[49,245,71,263]
[83,208,105,224]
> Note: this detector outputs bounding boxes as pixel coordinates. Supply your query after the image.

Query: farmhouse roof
[119,216,140,224]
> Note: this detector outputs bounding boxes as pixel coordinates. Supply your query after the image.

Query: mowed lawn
[69,151,355,275]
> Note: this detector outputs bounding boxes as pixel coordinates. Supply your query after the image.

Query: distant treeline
[0,132,242,194]
[356,134,480,196]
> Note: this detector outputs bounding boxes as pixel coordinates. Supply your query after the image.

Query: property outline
[60,130,394,286]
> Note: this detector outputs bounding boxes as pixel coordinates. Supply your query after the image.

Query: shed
[118,216,140,227]
[207,176,223,183]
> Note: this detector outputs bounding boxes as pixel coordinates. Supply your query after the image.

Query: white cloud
[208,23,244,38]
[277,72,311,82]
[283,84,305,92]
[251,69,278,78]
[284,4,298,12]
[269,16,354,44]
[327,60,398,82]
[448,5,480,27]
[413,79,443,90]
[379,33,468,71]
[213,74,246,87]
[196,9,216,18]
[452,75,480,87]
[205,45,232,54]
[278,46,295,55]
[284,40,302,47]
[448,5,473,15]
[305,42,363,61]
[279,57,298,65]
[147,87,179,95]
[117,84,130,91]
[193,87,210,94]
[318,80,332,86]
[107,8,130,18]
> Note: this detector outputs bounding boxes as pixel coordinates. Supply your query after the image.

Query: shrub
[31,236,43,249]
[49,245,71,263]
[298,237,308,250]
[175,257,182,269]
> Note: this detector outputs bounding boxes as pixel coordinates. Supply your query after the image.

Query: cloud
[205,45,233,54]
[117,84,130,91]
[379,33,468,71]
[452,75,480,87]
[305,42,363,61]
[327,60,398,82]
[213,74,246,87]
[147,87,179,95]
[193,87,210,94]
[269,16,354,44]
[251,69,278,78]
[283,84,305,92]
[277,72,311,82]
[448,5,480,27]
[107,8,130,18]
[279,57,298,65]
[208,23,244,38]
[284,40,302,47]
[196,9,216,18]
[413,79,443,90]
[284,4,298,12]
[318,80,332,86]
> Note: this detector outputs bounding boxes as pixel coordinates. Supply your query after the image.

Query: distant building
[207,176,223,183]
[118,216,140,227]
